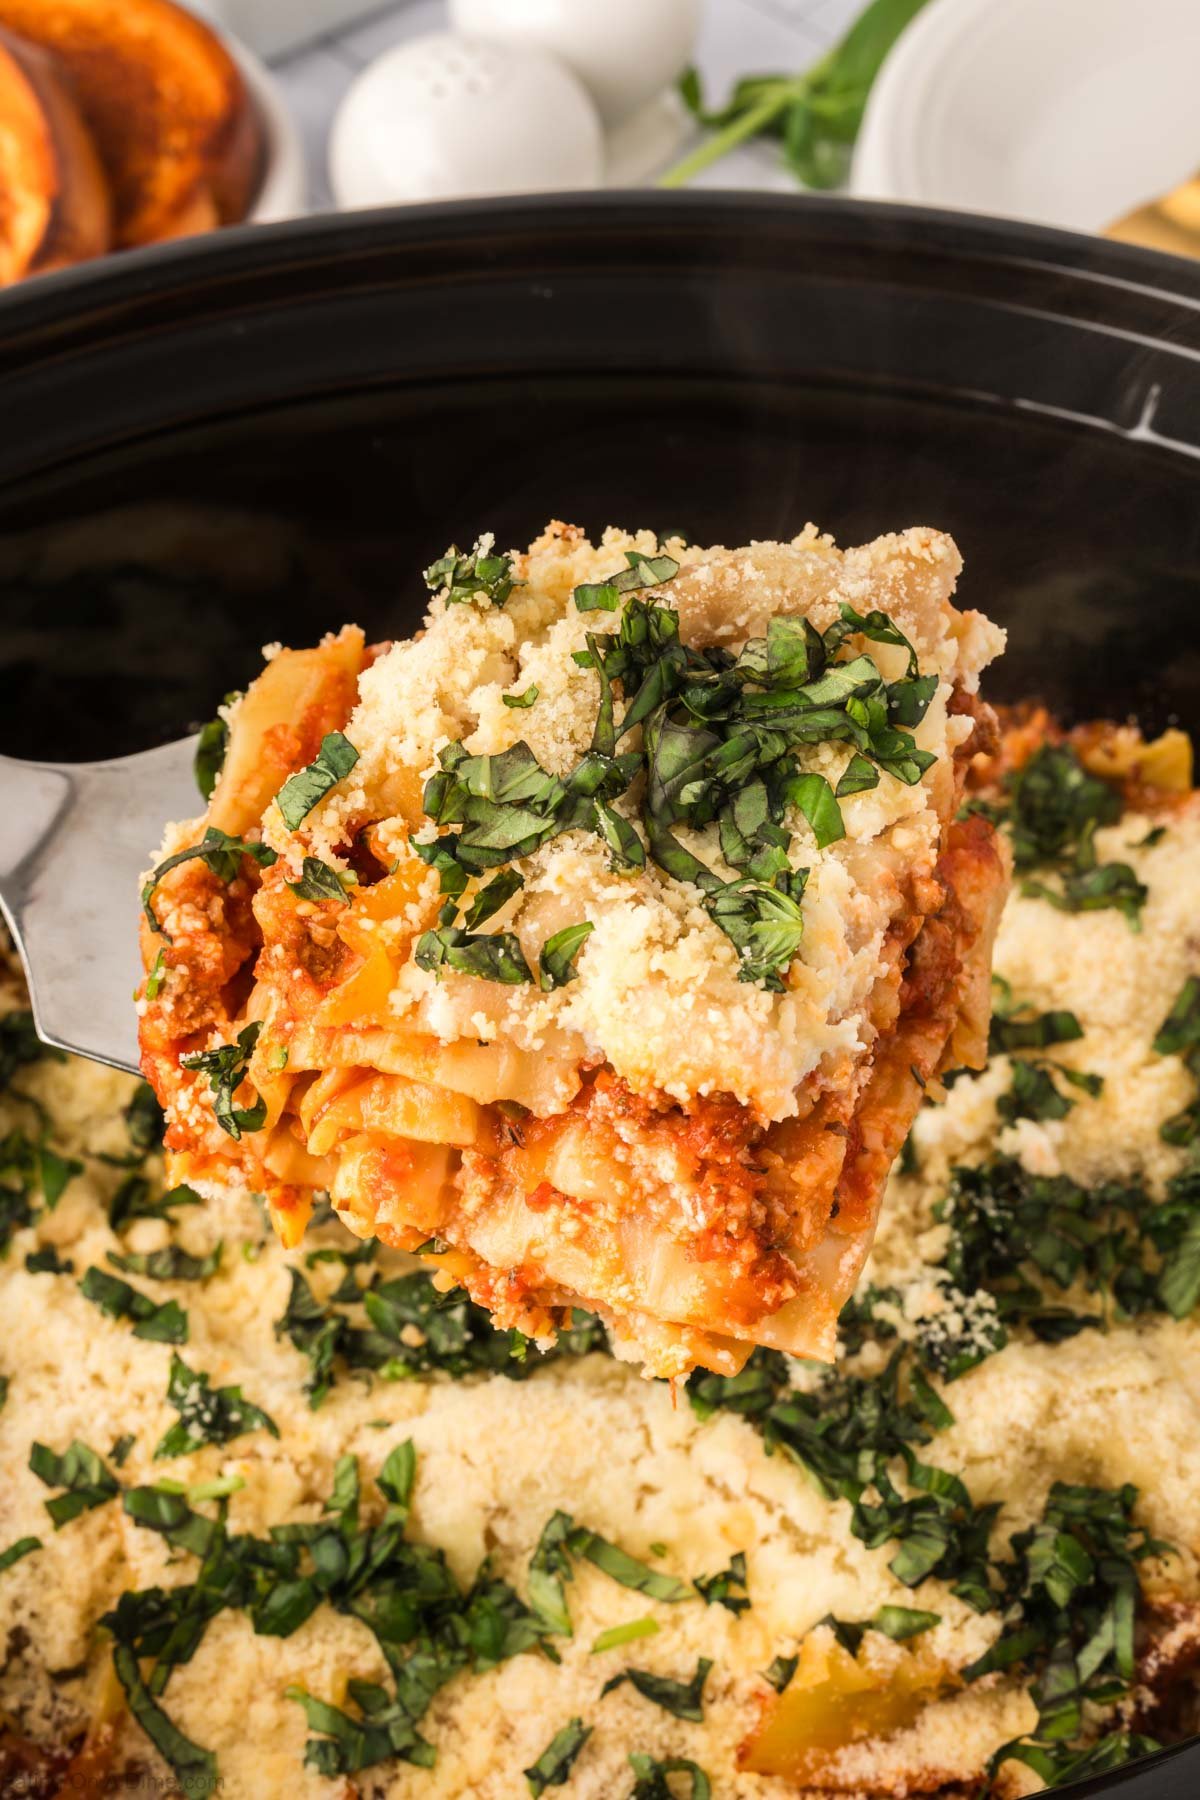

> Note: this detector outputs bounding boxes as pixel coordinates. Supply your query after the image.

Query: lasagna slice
[138,522,1008,1378]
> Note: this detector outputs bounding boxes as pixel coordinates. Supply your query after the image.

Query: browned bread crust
[0,0,264,248]
[0,24,112,285]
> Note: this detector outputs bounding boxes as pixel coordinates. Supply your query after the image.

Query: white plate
[852,0,1200,234]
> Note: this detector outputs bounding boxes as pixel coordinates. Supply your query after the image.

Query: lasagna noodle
[138,524,1007,1377]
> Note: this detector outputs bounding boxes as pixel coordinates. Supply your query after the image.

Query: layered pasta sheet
[138,523,1008,1376]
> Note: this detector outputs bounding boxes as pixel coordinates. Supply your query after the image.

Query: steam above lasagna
[137,522,1008,1377]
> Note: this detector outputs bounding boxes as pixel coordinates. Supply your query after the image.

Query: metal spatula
[0,739,201,1076]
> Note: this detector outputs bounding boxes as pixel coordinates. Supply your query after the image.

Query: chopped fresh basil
[762,1653,798,1692]
[591,1617,660,1654]
[989,745,1147,929]
[538,921,594,990]
[275,732,359,831]
[693,1550,749,1615]
[1022,862,1148,930]
[29,1439,119,1527]
[154,1353,278,1459]
[79,1267,188,1343]
[503,684,539,709]
[524,1718,591,1796]
[937,1154,1200,1342]
[112,1642,218,1799]
[997,1059,1102,1126]
[414,924,533,985]
[871,1604,941,1641]
[110,1434,135,1467]
[180,1022,266,1141]
[424,537,517,607]
[965,1482,1167,1744]
[141,827,277,937]
[25,1245,74,1274]
[143,949,166,1000]
[108,1243,221,1283]
[287,857,354,903]
[0,1536,40,1575]
[602,1656,711,1721]
[529,1511,577,1637]
[462,868,525,930]
[627,1752,712,1800]
[415,579,938,989]
[124,1082,166,1154]
[574,550,680,612]
[109,1178,202,1233]
[275,1269,345,1409]
[1155,976,1200,1060]
[0,1010,62,1091]
[193,690,239,800]
[288,1683,435,1778]
[35,1146,81,1209]
[989,996,1083,1057]
[992,1732,1162,1788]
[571,1529,691,1603]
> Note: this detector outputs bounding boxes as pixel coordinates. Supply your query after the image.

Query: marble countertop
[268,0,856,209]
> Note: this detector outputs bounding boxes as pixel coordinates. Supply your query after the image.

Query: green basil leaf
[108,1244,222,1283]
[0,1535,40,1575]
[462,869,525,930]
[524,1718,591,1795]
[141,828,277,937]
[693,1551,749,1615]
[180,1021,266,1141]
[288,857,353,903]
[193,691,239,800]
[154,1353,278,1459]
[79,1267,188,1343]
[415,926,533,985]
[872,1604,940,1641]
[275,732,360,831]
[503,684,540,709]
[569,1529,691,1603]
[787,771,845,848]
[112,1642,219,1799]
[1154,976,1200,1059]
[539,921,594,990]
[424,537,516,607]
[29,1439,119,1527]
[602,1656,711,1721]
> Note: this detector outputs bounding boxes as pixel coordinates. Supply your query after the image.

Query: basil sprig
[413,574,937,991]
[180,1021,266,1141]
[141,828,277,938]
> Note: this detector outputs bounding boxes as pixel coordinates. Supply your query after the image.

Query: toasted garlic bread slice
[0,0,263,247]
[0,26,111,285]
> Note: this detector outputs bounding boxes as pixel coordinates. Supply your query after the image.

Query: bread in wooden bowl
[0,0,265,249]
[0,24,112,286]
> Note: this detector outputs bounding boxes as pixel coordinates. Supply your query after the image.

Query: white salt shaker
[449,0,699,179]
[329,32,604,208]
